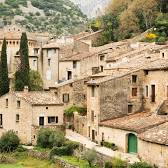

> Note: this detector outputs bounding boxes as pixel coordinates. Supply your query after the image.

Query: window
[128,105,133,113]
[16,114,19,122]
[63,94,69,103]
[48,116,58,124]
[17,100,21,108]
[100,66,104,72]
[46,107,48,110]
[100,55,105,61]
[67,71,72,80]
[0,114,2,127]
[162,53,165,58]
[91,111,94,122]
[33,60,37,66]
[6,99,8,107]
[151,85,155,102]
[132,88,137,97]
[146,86,148,97]
[73,61,77,69]
[144,70,148,75]
[91,86,95,97]
[48,59,51,66]
[39,117,44,126]
[132,75,137,83]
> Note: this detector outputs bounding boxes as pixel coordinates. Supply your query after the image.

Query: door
[128,133,137,154]
[151,85,155,102]
[39,117,44,126]
[92,130,95,141]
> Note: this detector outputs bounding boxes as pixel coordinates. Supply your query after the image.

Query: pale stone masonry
[0,89,64,145]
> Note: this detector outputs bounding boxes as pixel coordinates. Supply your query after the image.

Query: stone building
[41,43,60,89]
[86,69,145,142]
[0,88,64,145]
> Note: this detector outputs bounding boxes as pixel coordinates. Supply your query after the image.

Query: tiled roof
[42,43,60,49]
[100,112,168,133]
[13,91,63,105]
[0,31,35,41]
[144,58,168,70]
[60,52,93,61]
[139,122,168,145]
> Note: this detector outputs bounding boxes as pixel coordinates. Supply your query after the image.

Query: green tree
[82,149,97,167]
[15,32,30,91]
[29,70,43,91]
[0,38,9,96]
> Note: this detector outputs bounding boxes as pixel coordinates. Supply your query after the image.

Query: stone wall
[74,112,87,137]
[138,139,168,168]
[100,70,145,121]
[54,156,78,168]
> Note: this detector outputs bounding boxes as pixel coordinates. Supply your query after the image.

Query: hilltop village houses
[0,25,168,167]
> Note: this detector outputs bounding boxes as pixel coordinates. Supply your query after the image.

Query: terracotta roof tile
[100,112,168,133]
[13,91,62,105]
[139,122,168,145]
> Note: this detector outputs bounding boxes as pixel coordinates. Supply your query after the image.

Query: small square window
[46,107,48,110]
[17,100,21,108]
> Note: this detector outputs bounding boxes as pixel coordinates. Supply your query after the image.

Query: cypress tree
[0,38,9,96]
[15,32,30,91]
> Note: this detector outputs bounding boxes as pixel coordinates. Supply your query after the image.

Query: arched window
[127,133,137,154]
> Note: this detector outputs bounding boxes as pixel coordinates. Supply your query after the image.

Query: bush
[15,145,28,152]
[50,140,79,157]
[112,157,127,168]
[105,161,112,168]
[130,162,154,168]
[101,141,118,151]
[37,128,65,148]
[0,131,20,152]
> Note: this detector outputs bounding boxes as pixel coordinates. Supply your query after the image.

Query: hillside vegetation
[0,0,87,35]
[91,0,168,46]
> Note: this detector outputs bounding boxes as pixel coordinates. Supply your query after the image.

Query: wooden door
[128,133,137,153]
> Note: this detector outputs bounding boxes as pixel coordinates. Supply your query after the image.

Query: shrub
[37,128,65,148]
[112,157,127,168]
[0,131,20,152]
[130,162,154,168]
[105,161,112,168]
[102,141,118,151]
[64,105,87,117]
[15,145,27,152]
[82,149,97,167]
[50,140,79,157]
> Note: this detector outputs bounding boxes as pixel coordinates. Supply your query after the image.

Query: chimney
[24,86,29,93]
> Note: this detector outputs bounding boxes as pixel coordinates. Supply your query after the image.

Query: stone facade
[0,91,64,144]
[86,70,145,141]
[74,112,87,137]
